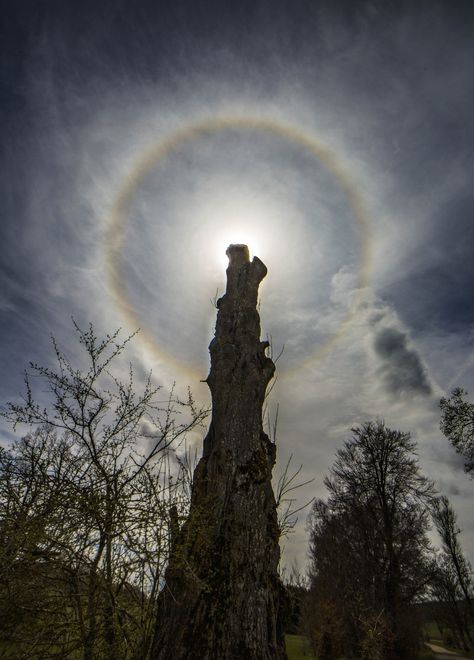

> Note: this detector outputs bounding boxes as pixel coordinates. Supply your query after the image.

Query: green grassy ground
[284,635,437,659]
[423,620,474,658]
[424,621,442,639]
[285,634,316,659]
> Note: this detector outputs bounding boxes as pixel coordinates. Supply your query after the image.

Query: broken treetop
[223,244,268,309]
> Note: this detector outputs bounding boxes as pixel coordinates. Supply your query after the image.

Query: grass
[284,635,441,660]
[423,620,474,658]
[424,621,442,639]
[285,634,316,660]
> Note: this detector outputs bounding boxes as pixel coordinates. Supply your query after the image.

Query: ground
[285,634,315,659]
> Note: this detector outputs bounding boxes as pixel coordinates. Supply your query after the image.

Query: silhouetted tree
[440,388,474,477]
[306,421,435,660]
[0,324,207,659]
[430,496,473,651]
[152,245,287,660]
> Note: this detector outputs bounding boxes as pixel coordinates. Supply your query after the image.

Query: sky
[1,0,474,572]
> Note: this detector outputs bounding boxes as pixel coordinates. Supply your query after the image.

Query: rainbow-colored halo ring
[105,116,372,379]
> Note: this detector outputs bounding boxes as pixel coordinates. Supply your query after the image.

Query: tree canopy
[307,421,435,660]
[440,388,474,477]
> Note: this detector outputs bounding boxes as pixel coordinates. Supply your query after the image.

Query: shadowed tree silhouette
[440,388,474,477]
[152,245,287,660]
[0,324,207,659]
[306,421,434,660]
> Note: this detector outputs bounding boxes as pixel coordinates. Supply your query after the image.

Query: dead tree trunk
[152,244,287,659]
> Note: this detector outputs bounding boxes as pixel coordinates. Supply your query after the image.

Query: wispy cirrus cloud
[1,0,474,570]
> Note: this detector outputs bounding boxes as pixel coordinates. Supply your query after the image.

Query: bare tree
[0,323,207,659]
[430,496,473,651]
[0,429,82,658]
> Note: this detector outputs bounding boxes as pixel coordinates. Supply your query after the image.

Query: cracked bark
[152,244,287,660]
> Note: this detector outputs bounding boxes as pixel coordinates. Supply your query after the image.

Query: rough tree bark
[152,245,287,659]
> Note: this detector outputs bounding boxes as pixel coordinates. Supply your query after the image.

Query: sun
[214,235,261,271]
[201,197,270,273]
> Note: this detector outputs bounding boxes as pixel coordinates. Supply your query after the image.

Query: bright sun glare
[215,234,261,270]
[204,198,271,272]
